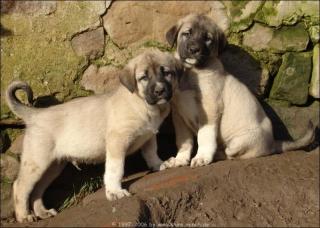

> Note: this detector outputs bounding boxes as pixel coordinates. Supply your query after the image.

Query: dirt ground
[2,147,319,227]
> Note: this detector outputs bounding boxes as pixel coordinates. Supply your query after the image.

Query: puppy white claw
[190,156,212,168]
[105,189,131,201]
[160,156,190,170]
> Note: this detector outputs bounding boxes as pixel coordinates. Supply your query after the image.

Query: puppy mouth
[184,55,208,67]
[146,97,170,105]
[185,58,198,65]
[146,93,172,105]
[156,98,168,105]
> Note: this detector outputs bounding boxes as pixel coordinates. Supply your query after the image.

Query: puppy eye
[182,31,191,38]
[163,71,173,80]
[139,75,149,81]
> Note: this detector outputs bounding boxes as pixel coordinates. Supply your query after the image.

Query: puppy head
[166,14,226,67]
[119,49,183,105]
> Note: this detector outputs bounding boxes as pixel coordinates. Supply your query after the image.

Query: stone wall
[0,0,319,220]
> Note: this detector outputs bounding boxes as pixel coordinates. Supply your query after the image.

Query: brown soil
[2,148,319,227]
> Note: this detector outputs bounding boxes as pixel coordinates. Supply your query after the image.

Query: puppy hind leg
[14,158,54,223]
[30,161,66,219]
[225,135,252,160]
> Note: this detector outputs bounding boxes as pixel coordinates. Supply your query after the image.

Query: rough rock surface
[80,64,120,94]
[242,23,273,51]
[103,1,229,47]
[0,1,105,118]
[3,149,319,227]
[310,44,319,98]
[224,1,263,32]
[71,27,105,60]
[269,52,312,105]
[0,1,57,16]
[0,154,19,182]
[243,23,309,53]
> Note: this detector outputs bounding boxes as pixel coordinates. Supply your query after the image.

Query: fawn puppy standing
[6,49,182,222]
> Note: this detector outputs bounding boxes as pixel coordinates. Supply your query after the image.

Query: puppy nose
[154,85,165,97]
[188,45,200,54]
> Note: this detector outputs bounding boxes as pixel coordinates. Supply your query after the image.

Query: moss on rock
[0,1,104,118]
[255,1,319,27]
[269,23,309,53]
[269,52,312,105]
[224,1,263,32]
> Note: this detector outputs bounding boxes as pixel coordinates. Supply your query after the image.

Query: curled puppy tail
[6,81,35,121]
[274,121,315,153]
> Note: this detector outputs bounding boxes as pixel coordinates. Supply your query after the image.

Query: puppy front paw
[190,156,212,168]
[16,213,37,223]
[105,189,131,201]
[160,157,190,170]
[35,208,57,219]
[150,161,163,172]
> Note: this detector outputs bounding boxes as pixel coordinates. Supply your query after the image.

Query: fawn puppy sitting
[160,14,314,170]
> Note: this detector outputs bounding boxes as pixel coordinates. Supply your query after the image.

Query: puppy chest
[128,131,154,154]
[174,93,200,132]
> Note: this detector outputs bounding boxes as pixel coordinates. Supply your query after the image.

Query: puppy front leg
[191,124,218,168]
[104,136,131,201]
[160,111,193,170]
[141,135,163,171]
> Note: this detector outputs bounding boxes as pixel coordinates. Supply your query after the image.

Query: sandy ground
[2,148,319,227]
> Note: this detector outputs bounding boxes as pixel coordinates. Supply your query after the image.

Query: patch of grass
[58,176,103,212]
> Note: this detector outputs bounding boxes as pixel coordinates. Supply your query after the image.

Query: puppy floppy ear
[119,65,136,93]
[174,59,184,82]
[166,24,179,48]
[216,28,227,56]
[218,30,228,55]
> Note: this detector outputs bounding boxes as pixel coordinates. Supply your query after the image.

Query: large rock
[269,23,310,53]
[71,27,105,60]
[1,1,105,118]
[103,1,229,47]
[242,23,273,51]
[0,182,14,219]
[6,150,319,227]
[255,1,320,27]
[243,23,309,53]
[223,1,263,32]
[269,52,312,105]
[310,44,319,98]
[220,45,269,96]
[80,64,121,94]
[0,154,19,182]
